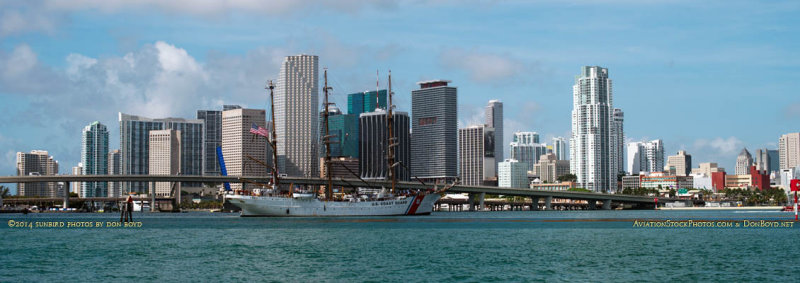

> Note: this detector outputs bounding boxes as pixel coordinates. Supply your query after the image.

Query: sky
[1,0,799,191]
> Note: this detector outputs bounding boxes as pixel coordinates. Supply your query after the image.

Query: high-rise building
[513,131,539,144]
[533,153,570,183]
[81,121,109,197]
[570,66,616,192]
[509,132,547,172]
[691,162,725,175]
[754,148,778,174]
[319,105,358,158]
[552,137,568,160]
[666,150,692,176]
[221,108,268,190]
[197,106,240,176]
[16,150,59,197]
[119,113,204,193]
[498,159,528,188]
[348,90,387,116]
[410,80,457,182]
[779,133,800,171]
[275,54,319,178]
[108,150,121,197]
[71,163,82,196]
[149,129,181,196]
[768,149,779,174]
[611,108,624,177]
[626,140,664,175]
[119,113,163,193]
[485,100,503,172]
[735,148,753,175]
[457,125,495,186]
[359,109,411,181]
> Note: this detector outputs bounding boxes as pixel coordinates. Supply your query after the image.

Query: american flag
[250,123,269,138]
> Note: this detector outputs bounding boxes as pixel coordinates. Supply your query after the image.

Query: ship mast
[387,70,397,194]
[322,69,334,200]
[267,80,279,188]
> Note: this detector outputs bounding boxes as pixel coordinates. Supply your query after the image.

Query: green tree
[557,173,577,183]
[0,185,10,198]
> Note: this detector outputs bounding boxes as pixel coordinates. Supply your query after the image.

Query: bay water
[2,210,798,282]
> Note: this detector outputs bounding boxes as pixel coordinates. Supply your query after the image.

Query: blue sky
[1,0,799,190]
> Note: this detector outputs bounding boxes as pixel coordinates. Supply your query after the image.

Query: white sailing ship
[225,70,448,216]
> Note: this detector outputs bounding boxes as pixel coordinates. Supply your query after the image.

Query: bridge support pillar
[588,200,597,210]
[468,193,475,211]
[479,192,485,211]
[531,197,540,211]
[150,181,156,213]
[63,182,70,209]
[602,199,612,210]
[544,196,552,210]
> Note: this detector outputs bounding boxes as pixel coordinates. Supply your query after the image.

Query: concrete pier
[544,196,552,210]
[479,192,485,211]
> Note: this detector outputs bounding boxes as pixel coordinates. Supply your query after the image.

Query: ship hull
[225,194,441,217]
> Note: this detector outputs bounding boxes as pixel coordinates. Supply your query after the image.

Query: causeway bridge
[0,175,673,210]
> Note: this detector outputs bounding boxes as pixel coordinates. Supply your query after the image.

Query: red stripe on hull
[407,195,424,215]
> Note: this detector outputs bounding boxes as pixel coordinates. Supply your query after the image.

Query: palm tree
[0,185,10,198]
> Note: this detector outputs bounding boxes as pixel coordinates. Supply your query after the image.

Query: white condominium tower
[275,54,319,178]
[570,66,619,192]
[626,139,664,175]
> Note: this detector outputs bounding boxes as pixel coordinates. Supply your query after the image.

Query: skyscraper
[626,140,664,175]
[275,54,319,178]
[485,100,503,172]
[552,137,568,161]
[509,132,547,172]
[196,105,240,176]
[754,148,777,173]
[779,133,800,171]
[16,150,59,197]
[570,66,616,192]
[108,150,121,197]
[319,105,358,158]
[221,108,268,190]
[119,113,204,193]
[410,80,458,182]
[666,150,692,176]
[81,121,109,197]
[611,108,624,177]
[149,129,181,196]
[348,90,387,116]
[735,148,753,175]
[458,125,495,186]
[498,159,527,188]
[359,110,410,181]
[71,164,82,196]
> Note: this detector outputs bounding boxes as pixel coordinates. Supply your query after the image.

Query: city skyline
[1,1,798,185]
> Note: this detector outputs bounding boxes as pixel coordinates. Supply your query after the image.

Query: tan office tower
[222,108,267,190]
[149,130,181,197]
[666,150,692,176]
[16,150,59,197]
[533,153,570,183]
[779,133,800,171]
[275,54,319,178]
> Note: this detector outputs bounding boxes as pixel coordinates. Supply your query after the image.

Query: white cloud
[440,48,523,83]
[693,136,743,156]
